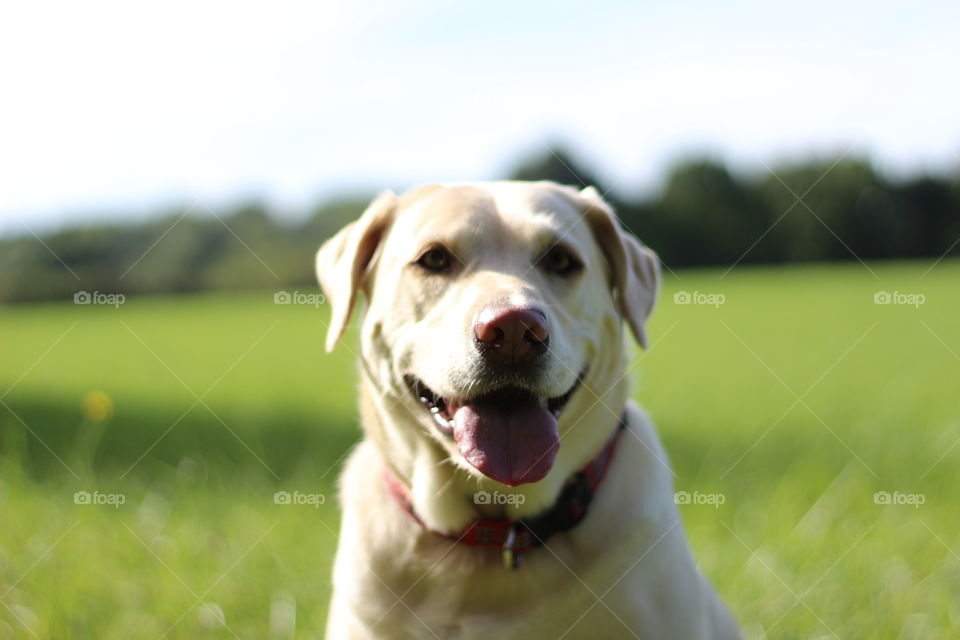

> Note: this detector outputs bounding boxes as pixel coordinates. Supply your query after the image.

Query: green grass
[1,261,959,638]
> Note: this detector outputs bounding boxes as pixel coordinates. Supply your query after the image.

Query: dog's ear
[316,190,397,352]
[579,186,661,349]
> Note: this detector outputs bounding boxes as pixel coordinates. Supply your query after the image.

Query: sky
[1,0,958,233]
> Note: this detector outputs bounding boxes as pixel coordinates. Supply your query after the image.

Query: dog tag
[502,523,522,570]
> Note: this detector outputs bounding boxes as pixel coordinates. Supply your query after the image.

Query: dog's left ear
[316,190,397,352]
[579,186,661,349]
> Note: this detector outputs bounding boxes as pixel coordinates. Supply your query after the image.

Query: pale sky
[1,0,958,233]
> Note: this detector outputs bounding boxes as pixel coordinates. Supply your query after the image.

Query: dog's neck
[381,416,627,568]
[357,370,631,534]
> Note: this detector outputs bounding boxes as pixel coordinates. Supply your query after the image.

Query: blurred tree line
[2,148,959,302]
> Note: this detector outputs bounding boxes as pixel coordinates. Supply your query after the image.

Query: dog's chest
[363,534,649,640]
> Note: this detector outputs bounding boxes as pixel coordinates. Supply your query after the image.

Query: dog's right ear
[316,190,397,352]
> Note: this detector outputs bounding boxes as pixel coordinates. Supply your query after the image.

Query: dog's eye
[541,248,582,276]
[416,247,453,273]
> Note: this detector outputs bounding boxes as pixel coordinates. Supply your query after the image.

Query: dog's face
[317,181,659,491]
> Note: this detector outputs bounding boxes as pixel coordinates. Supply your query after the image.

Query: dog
[316,181,740,639]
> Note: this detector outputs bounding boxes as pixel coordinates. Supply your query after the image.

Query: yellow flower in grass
[82,390,113,422]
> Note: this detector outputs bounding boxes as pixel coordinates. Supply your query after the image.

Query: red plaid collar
[383,416,627,569]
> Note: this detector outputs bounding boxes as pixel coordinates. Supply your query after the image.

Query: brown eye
[416,247,453,273]
[541,248,582,276]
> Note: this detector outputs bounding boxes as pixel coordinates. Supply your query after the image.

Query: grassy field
[1,260,958,638]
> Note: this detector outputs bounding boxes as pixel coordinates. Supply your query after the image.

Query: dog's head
[317,181,659,492]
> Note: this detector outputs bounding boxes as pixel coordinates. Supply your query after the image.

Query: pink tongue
[451,395,560,486]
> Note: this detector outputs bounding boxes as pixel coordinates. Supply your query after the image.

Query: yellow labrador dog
[316,181,740,639]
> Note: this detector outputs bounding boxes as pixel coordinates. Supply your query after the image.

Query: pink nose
[474,307,549,361]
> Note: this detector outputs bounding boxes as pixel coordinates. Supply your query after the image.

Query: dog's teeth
[430,406,439,414]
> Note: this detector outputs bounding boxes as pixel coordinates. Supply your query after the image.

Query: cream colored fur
[316,181,740,639]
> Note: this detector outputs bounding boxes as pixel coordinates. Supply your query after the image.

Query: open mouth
[405,375,580,435]
[404,374,582,486]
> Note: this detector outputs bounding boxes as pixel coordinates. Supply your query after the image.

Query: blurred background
[1,1,959,638]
